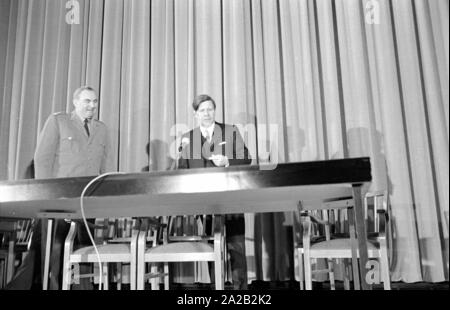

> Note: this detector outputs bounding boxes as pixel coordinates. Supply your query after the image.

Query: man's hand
[209,154,230,167]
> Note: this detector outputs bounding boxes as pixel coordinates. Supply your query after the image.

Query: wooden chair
[61,218,140,290]
[137,215,225,290]
[299,191,391,290]
[168,215,226,286]
[293,207,327,290]
[0,219,34,288]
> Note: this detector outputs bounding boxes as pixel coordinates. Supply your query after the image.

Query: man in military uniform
[7,86,113,289]
[34,86,112,179]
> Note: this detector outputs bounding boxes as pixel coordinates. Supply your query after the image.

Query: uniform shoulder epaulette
[53,112,70,117]
[52,112,70,121]
[93,118,104,125]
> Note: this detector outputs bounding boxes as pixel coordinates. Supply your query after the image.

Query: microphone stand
[170,144,184,171]
[167,145,184,240]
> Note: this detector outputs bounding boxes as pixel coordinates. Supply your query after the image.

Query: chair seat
[309,238,380,258]
[144,242,215,262]
[169,236,213,242]
[70,244,132,263]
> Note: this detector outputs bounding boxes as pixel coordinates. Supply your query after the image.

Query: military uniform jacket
[34,111,113,179]
[178,122,251,169]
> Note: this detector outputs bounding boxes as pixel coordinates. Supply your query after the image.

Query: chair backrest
[137,217,168,244]
[364,190,389,235]
[168,215,216,242]
[295,191,389,241]
[16,219,34,248]
[293,206,331,246]
[0,219,34,249]
[169,215,199,237]
[0,222,15,252]
[92,218,137,243]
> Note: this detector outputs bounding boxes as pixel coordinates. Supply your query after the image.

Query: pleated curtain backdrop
[0,0,448,283]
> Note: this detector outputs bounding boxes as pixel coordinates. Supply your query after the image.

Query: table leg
[43,218,53,290]
[352,184,372,290]
[347,207,361,290]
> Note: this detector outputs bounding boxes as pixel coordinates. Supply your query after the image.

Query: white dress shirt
[200,123,215,142]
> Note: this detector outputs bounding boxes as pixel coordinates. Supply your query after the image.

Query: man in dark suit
[7,86,113,289]
[178,94,251,289]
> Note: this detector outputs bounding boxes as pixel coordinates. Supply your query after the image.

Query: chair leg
[129,261,136,290]
[6,240,15,284]
[150,264,159,290]
[380,244,391,290]
[351,257,360,290]
[137,261,144,290]
[381,264,391,290]
[136,235,145,290]
[163,262,169,290]
[102,263,109,290]
[343,259,351,290]
[221,255,226,288]
[116,263,122,290]
[62,263,72,290]
[43,219,53,290]
[297,249,304,290]
[304,254,312,290]
[214,259,224,290]
[0,260,5,289]
[327,259,335,290]
[62,249,72,290]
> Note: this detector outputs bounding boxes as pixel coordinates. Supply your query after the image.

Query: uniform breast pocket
[60,136,80,154]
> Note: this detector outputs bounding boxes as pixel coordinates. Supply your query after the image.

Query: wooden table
[0,157,372,290]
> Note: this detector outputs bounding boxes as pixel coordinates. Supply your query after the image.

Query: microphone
[171,137,190,171]
[178,137,190,152]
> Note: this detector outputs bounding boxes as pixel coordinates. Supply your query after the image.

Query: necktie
[204,130,211,143]
[205,131,215,153]
[84,119,90,137]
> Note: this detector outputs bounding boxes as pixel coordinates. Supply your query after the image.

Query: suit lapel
[191,127,203,160]
[211,123,220,145]
[211,122,226,155]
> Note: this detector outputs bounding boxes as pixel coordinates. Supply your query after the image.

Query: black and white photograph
[0,0,448,297]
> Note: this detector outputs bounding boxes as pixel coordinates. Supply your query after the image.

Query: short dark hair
[192,94,216,111]
[73,86,96,101]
